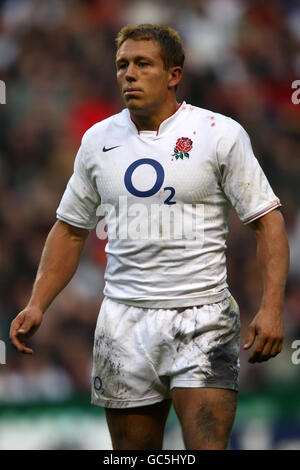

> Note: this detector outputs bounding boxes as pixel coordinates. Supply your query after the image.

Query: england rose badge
[172,137,193,159]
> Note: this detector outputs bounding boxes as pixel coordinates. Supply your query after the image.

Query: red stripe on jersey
[244,202,281,224]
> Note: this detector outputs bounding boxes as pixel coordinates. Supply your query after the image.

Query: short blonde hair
[116,24,185,70]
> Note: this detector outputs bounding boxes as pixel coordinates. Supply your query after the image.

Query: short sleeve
[217,121,281,224]
[56,145,101,230]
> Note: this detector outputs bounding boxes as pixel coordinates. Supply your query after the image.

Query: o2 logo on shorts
[124,158,176,205]
[94,376,105,394]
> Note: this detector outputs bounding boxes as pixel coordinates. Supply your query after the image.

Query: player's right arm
[10,220,89,354]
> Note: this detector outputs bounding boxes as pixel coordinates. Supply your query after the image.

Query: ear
[168,66,183,90]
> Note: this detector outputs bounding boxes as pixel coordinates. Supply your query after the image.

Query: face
[116,39,179,115]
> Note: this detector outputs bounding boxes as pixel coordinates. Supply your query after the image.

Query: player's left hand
[243,309,284,363]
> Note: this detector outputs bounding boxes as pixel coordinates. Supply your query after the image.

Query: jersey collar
[127,101,187,137]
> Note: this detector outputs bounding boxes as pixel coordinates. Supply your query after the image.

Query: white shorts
[91,296,240,409]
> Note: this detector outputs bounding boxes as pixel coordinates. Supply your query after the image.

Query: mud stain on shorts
[94,333,122,376]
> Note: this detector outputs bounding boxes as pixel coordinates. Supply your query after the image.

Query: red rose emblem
[175,137,193,153]
[172,136,193,160]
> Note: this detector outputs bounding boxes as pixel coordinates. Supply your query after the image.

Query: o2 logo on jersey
[124,158,176,205]
[96,157,204,242]
[94,376,105,394]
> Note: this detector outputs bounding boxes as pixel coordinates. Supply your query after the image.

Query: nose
[125,63,136,82]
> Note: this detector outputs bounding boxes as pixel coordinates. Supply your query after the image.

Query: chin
[125,99,147,113]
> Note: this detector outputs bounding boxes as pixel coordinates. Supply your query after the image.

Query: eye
[117,63,127,70]
[139,62,149,68]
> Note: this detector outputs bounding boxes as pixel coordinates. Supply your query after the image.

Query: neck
[129,98,180,132]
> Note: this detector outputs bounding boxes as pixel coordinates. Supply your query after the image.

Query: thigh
[171,387,237,450]
[105,399,172,450]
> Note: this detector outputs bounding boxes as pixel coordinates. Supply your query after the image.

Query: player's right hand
[9,306,43,354]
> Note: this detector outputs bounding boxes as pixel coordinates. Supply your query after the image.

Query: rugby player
[10,25,289,450]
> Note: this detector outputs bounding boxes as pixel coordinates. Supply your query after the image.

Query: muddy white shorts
[91,295,240,409]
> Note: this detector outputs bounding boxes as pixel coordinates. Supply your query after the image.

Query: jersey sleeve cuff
[242,201,282,225]
[56,213,96,231]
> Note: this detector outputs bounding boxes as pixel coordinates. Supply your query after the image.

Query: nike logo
[102,145,120,152]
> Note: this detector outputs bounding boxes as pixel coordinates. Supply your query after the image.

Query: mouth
[124,88,143,96]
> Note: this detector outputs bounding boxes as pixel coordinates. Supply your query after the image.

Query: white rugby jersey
[56,102,281,308]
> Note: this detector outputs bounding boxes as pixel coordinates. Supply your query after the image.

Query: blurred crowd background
[0,0,299,427]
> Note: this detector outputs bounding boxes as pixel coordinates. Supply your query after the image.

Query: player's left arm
[243,208,290,363]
